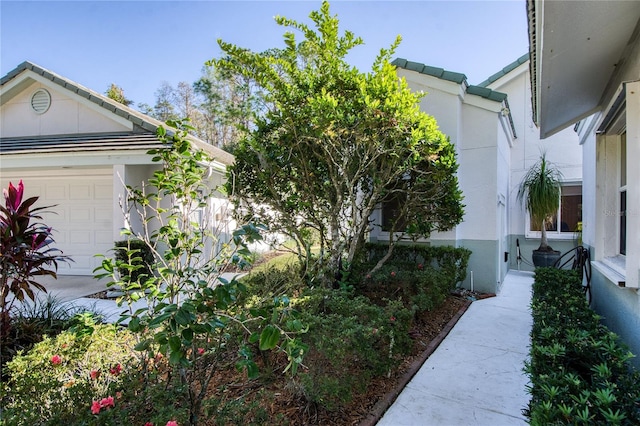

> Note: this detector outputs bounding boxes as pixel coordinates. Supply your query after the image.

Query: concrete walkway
[377,270,533,426]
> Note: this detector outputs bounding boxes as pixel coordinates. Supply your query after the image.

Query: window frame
[524,182,583,241]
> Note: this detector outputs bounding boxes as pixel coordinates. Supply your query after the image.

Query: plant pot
[532,250,561,268]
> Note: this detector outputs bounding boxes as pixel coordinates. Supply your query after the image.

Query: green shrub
[358,243,471,287]
[350,244,469,313]
[525,268,640,425]
[295,289,412,410]
[1,295,102,374]
[114,238,154,283]
[0,315,138,425]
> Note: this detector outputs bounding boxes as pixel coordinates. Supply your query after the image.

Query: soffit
[530,0,640,138]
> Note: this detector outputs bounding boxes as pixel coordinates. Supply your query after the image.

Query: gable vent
[31,89,51,114]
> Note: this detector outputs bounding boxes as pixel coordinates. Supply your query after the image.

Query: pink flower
[109,364,122,376]
[390,316,396,322]
[91,400,101,415]
[197,347,205,355]
[100,396,115,408]
[90,369,100,380]
[166,421,178,426]
[366,274,371,279]
[51,354,62,365]
[390,271,396,277]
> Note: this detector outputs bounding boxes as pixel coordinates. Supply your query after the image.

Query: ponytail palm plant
[517,153,563,253]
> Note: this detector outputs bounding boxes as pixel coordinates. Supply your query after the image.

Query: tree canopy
[214,1,464,282]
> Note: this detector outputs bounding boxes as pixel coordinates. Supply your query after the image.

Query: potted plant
[517,153,563,267]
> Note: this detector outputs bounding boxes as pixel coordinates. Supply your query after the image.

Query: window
[619,132,627,255]
[527,183,582,238]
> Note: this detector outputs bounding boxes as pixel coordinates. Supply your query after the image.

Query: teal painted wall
[584,244,640,369]
[590,266,640,369]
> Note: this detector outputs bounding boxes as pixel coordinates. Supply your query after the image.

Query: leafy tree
[214,1,464,284]
[95,121,306,425]
[105,83,133,106]
[152,81,179,122]
[193,65,256,153]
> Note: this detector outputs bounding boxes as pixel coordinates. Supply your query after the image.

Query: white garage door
[1,171,114,275]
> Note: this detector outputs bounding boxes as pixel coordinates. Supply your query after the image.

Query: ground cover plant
[525,268,640,425]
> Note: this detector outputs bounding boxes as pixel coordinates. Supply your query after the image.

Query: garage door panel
[95,209,112,221]
[95,184,112,199]
[46,185,67,200]
[96,230,112,243]
[70,208,91,221]
[1,173,113,275]
[70,184,92,200]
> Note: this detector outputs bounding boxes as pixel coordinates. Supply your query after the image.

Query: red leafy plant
[0,180,69,339]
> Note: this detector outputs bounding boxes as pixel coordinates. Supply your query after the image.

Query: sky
[1,0,529,108]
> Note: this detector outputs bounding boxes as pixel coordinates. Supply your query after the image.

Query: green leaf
[134,339,151,351]
[249,332,260,344]
[259,325,281,351]
[175,307,193,325]
[169,349,184,365]
[168,335,181,352]
[128,316,141,332]
[181,328,194,343]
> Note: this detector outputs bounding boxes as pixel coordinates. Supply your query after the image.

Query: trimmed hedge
[525,268,640,425]
[349,244,471,312]
[359,243,471,287]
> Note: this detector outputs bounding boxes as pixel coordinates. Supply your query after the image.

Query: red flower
[417,263,423,270]
[197,347,205,355]
[100,396,115,408]
[90,369,100,380]
[144,423,154,426]
[390,316,396,322]
[51,354,62,365]
[91,400,101,415]
[109,364,122,376]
